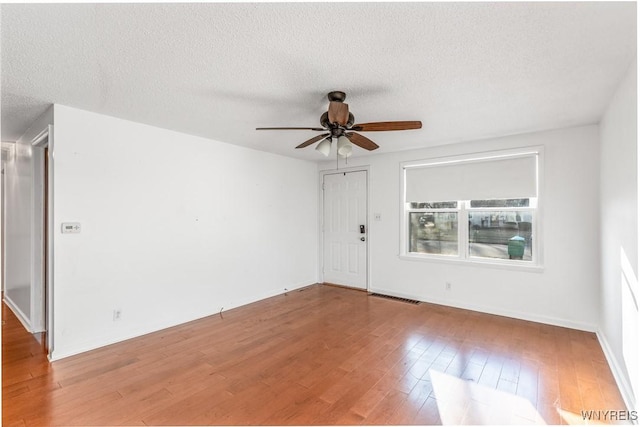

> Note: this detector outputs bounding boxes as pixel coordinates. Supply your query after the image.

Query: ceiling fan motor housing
[321,111,355,129]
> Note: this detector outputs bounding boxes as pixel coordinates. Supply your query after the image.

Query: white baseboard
[3,295,33,332]
[223,280,315,313]
[369,286,597,332]
[596,330,637,414]
[49,281,318,361]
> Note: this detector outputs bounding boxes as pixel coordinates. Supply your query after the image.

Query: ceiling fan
[256,91,422,157]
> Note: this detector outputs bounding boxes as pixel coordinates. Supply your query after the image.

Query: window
[468,198,535,262]
[402,148,541,266]
[408,202,459,256]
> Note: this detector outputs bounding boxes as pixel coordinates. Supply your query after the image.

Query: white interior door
[323,170,367,290]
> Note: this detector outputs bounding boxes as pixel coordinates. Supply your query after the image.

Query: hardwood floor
[2,284,630,425]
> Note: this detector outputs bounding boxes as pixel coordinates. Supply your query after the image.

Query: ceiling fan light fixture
[337,135,352,158]
[315,137,332,156]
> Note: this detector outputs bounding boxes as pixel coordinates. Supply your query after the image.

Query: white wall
[50,105,318,360]
[599,60,638,410]
[3,107,54,329]
[320,125,601,331]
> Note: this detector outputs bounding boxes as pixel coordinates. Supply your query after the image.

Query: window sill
[398,253,544,273]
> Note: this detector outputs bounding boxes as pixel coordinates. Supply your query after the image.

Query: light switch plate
[61,222,81,234]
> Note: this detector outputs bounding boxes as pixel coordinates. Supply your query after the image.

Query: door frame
[31,125,54,357]
[318,165,371,291]
[1,144,9,295]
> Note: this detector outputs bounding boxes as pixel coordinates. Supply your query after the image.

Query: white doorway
[1,143,10,295]
[31,126,54,356]
[322,170,368,290]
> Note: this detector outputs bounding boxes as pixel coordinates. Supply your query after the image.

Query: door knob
[360,237,366,242]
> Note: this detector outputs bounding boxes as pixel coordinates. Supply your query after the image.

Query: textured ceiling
[1,2,636,160]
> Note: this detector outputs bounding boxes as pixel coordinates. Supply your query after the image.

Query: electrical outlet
[113,309,122,321]
[445,282,452,291]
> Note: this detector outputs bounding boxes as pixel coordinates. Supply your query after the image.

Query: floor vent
[369,293,421,305]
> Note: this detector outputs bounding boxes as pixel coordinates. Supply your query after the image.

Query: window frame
[399,147,544,270]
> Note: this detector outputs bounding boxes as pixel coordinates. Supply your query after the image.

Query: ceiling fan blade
[345,132,379,151]
[328,101,349,126]
[295,133,330,149]
[351,121,422,132]
[256,127,325,131]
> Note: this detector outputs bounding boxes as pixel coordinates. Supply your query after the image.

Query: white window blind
[405,153,538,202]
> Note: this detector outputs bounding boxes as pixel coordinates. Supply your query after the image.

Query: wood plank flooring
[2,284,630,425]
